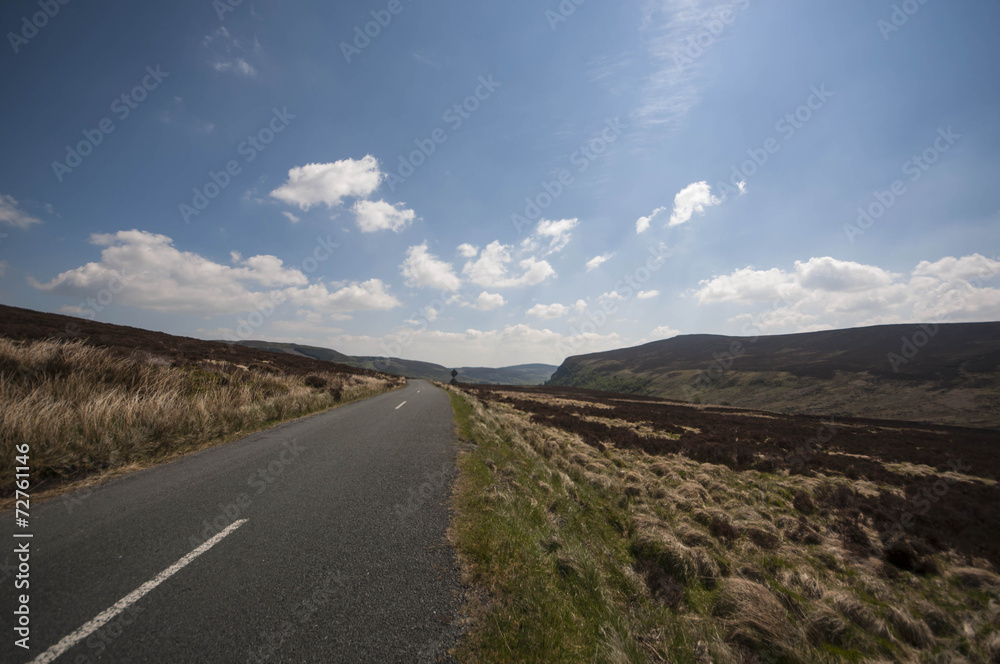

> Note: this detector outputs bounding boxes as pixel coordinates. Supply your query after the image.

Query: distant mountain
[236,340,557,386]
[547,322,1000,428]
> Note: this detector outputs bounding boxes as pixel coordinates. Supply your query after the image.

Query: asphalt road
[1,379,463,663]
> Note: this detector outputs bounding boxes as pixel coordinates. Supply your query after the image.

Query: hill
[547,322,1000,428]
[0,304,383,379]
[235,340,557,385]
[0,304,402,497]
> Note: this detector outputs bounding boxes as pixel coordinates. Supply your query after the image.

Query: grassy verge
[1,337,403,504]
[447,387,1000,663]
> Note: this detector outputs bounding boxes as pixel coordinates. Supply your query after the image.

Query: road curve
[1,380,463,663]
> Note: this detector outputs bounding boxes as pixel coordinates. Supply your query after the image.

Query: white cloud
[213,58,256,76]
[599,291,625,303]
[585,253,615,271]
[290,279,401,314]
[204,27,258,78]
[462,241,556,288]
[693,254,1000,332]
[317,324,624,367]
[794,256,898,292]
[270,156,382,210]
[573,299,588,313]
[281,211,301,223]
[637,290,660,299]
[470,291,506,311]
[527,303,570,319]
[526,218,578,255]
[0,194,43,229]
[913,254,1000,283]
[636,206,666,234]
[635,0,748,130]
[651,325,680,338]
[352,199,415,233]
[669,181,720,226]
[457,243,479,258]
[28,229,398,316]
[400,243,462,291]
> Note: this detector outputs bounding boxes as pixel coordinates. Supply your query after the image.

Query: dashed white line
[29,519,249,664]
[395,401,407,410]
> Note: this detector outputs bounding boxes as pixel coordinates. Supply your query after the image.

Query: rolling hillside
[236,340,557,385]
[547,322,1000,428]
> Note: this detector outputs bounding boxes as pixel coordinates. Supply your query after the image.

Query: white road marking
[29,519,249,664]
[395,401,407,410]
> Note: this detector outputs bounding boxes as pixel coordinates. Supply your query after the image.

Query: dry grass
[448,386,1000,663]
[0,337,401,498]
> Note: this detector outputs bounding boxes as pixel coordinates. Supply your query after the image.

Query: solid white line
[395,401,407,410]
[29,519,248,664]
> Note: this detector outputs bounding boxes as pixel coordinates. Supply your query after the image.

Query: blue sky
[1,0,998,367]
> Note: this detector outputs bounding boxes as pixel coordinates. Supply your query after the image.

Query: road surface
[2,379,463,663]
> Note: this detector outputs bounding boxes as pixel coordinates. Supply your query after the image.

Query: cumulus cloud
[290,279,401,314]
[462,241,556,288]
[400,243,462,291]
[281,211,301,223]
[635,206,666,234]
[637,290,659,299]
[651,325,680,338]
[29,229,399,316]
[270,156,382,210]
[693,254,1000,332]
[470,291,506,311]
[669,181,721,226]
[316,324,624,367]
[585,253,615,271]
[457,243,479,258]
[521,218,578,255]
[0,194,43,229]
[352,199,415,233]
[526,303,570,319]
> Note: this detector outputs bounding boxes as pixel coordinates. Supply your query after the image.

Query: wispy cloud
[635,0,748,130]
[0,194,43,229]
